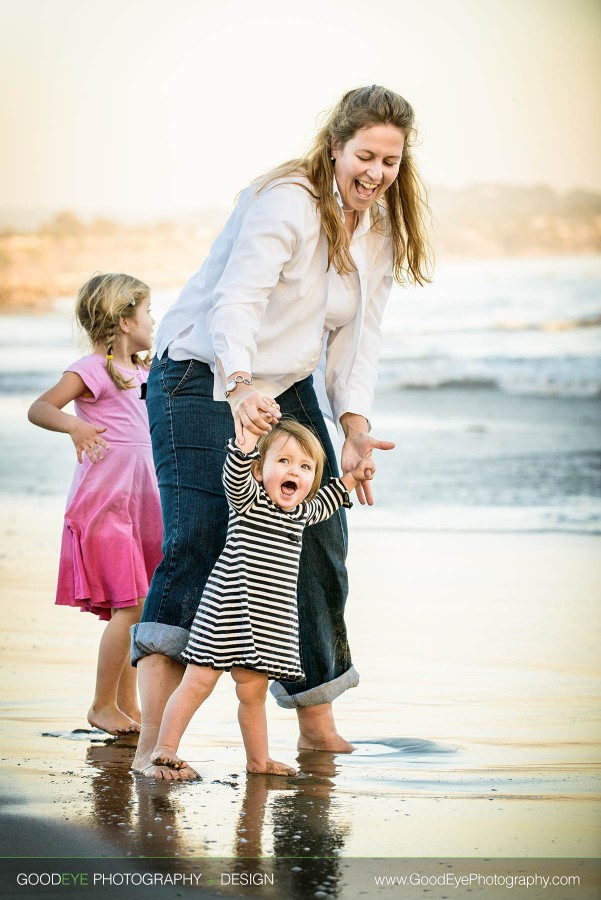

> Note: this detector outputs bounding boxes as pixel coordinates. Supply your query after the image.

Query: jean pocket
[150,355,168,373]
[161,359,197,397]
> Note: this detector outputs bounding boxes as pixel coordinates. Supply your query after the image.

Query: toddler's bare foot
[247,758,297,776]
[150,746,187,770]
[88,705,140,736]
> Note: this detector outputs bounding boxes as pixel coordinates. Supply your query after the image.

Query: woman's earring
[330,156,335,163]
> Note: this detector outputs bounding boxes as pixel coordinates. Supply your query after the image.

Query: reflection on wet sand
[83,738,352,894]
[270,751,350,898]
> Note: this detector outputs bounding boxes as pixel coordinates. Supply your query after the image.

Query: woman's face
[332,123,405,212]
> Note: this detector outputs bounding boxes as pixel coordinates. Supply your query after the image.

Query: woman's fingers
[369,438,395,452]
[231,392,280,443]
[355,479,374,506]
[241,394,280,432]
[342,435,394,506]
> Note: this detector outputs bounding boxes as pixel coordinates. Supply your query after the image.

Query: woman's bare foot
[132,726,200,781]
[297,733,354,752]
[135,762,201,781]
[88,705,141,736]
[131,653,200,780]
[150,747,186,770]
[246,758,297,776]
[297,703,355,753]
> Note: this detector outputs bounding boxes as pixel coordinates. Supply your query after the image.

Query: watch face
[226,380,236,392]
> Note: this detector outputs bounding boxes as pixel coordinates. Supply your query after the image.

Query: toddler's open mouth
[281,480,297,497]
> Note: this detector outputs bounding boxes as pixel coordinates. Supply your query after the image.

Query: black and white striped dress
[181,439,352,680]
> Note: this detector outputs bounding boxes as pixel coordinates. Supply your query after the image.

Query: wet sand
[0,498,600,898]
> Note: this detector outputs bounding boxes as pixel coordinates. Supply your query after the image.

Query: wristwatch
[225,375,253,398]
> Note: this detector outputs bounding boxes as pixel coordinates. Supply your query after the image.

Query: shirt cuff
[329,477,353,509]
[226,437,260,460]
[215,351,253,381]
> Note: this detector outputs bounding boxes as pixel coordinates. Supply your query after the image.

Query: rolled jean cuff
[130,622,189,667]
[269,665,360,709]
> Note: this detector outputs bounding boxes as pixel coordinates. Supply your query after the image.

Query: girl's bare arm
[28,372,109,464]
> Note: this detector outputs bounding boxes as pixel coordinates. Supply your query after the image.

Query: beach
[0,497,600,897]
[1,256,600,898]
[2,388,601,898]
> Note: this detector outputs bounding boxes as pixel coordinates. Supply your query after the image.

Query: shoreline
[1,498,599,859]
[1,518,599,897]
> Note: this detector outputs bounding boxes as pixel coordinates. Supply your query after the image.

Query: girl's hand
[341,427,395,506]
[228,388,281,447]
[69,420,109,464]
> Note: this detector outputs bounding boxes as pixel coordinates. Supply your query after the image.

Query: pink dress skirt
[55,355,162,621]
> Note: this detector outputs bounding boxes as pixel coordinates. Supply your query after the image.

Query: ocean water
[380,254,601,397]
[1,254,600,533]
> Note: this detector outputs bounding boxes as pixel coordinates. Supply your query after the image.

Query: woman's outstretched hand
[340,414,395,506]
[228,387,281,448]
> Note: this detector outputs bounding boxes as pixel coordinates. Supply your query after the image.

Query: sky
[1,0,600,220]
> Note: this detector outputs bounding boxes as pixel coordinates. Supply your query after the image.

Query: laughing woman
[132,84,431,778]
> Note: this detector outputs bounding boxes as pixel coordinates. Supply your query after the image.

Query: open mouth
[281,480,298,497]
[355,179,379,200]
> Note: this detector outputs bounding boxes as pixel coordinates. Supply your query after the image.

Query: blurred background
[1,0,600,533]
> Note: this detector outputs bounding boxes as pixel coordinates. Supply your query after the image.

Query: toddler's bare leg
[151,665,222,769]
[232,668,296,776]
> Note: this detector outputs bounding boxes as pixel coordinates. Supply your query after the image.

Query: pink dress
[56,354,162,621]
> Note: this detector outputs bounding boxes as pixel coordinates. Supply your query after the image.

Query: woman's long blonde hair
[257,85,432,286]
[75,273,151,390]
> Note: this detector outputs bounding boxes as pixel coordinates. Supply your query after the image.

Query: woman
[132,84,430,779]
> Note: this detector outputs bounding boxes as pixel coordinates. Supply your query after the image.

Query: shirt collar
[332,176,370,238]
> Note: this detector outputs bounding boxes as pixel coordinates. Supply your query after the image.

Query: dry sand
[0,497,599,898]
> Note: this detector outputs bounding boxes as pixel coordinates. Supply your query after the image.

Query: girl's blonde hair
[254,419,326,501]
[257,85,432,286]
[75,273,151,390]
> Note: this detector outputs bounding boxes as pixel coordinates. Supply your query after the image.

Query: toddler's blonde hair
[75,273,151,390]
[255,419,326,501]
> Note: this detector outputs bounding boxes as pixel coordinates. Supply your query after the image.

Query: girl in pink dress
[28,273,162,735]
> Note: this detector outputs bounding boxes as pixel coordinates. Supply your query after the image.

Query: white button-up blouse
[155,176,394,426]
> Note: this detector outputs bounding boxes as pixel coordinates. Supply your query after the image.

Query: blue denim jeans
[131,356,359,707]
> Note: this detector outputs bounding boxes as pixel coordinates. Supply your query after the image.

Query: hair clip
[106,353,113,360]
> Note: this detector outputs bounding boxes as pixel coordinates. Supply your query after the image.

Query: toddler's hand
[69,421,109,464]
[351,452,375,483]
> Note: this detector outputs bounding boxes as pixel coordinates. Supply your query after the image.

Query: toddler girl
[150,418,375,777]
[28,273,162,735]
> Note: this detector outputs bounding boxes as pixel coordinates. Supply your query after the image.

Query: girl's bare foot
[247,758,297,776]
[88,705,141,735]
[150,746,187,770]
